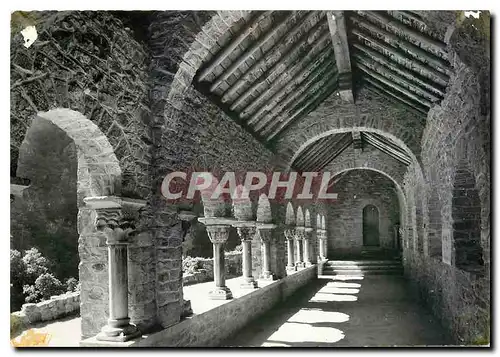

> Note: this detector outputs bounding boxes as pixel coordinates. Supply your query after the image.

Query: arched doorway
[363,205,380,247]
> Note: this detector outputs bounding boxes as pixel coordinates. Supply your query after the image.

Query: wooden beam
[229,19,328,111]
[327,11,354,103]
[254,60,336,132]
[221,11,323,104]
[310,134,353,172]
[198,11,273,82]
[209,12,294,92]
[361,11,448,59]
[244,41,332,124]
[294,136,333,168]
[357,62,433,108]
[352,42,445,97]
[351,27,449,86]
[350,14,452,76]
[266,74,338,140]
[355,53,442,103]
[363,132,412,165]
[392,11,428,29]
[261,70,337,136]
[364,83,428,116]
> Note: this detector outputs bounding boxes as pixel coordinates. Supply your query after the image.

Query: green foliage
[10,248,75,311]
[65,277,79,292]
[182,257,202,275]
[22,247,50,280]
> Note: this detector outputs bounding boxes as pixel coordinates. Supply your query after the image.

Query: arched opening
[363,205,380,247]
[14,108,122,337]
[452,161,484,274]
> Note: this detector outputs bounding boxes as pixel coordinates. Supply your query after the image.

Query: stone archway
[363,204,380,247]
[16,108,122,338]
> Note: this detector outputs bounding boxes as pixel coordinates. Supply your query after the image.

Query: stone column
[323,231,328,259]
[256,223,277,281]
[318,230,326,260]
[304,227,313,266]
[84,196,140,343]
[234,222,258,289]
[205,224,233,300]
[295,227,305,269]
[284,227,296,273]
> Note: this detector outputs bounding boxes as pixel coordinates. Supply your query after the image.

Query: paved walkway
[222,274,453,347]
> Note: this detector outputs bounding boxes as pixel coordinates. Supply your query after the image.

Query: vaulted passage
[10,10,490,348]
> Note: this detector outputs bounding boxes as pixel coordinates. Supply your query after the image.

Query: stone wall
[131,265,316,347]
[327,170,400,255]
[401,17,491,344]
[12,292,80,327]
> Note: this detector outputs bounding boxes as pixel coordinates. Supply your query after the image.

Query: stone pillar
[206,224,233,300]
[84,196,140,343]
[295,227,305,269]
[323,231,328,259]
[234,222,258,289]
[284,227,296,273]
[256,223,277,281]
[304,227,313,266]
[318,230,326,260]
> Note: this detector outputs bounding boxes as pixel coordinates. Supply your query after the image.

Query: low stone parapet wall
[132,265,317,347]
[11,292,80,327]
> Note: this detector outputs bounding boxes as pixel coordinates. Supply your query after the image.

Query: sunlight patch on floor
[309,293,358,302]
[287,308,350,324]
[264,322,345,346]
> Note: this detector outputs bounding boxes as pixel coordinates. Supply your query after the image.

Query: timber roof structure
[194,10,452,171]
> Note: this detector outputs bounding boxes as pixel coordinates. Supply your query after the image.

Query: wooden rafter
[197,11,273,82]
[361,11,448,59]
[355,53,441,103]
[350,26,449,85]
[209,11,294,92]
[245,42,332,124]
[357,62,433,108]
[221,11,322,103]
[327,11,354,103]
[266,73,339,140]
[362,132,412,165]
[309,133,353,171]
[253,59,336,131]
[351,13,452,75]
[363,83,428,116]
[352,41,446,97]
[242,32,331,120]
[229,18,328,111]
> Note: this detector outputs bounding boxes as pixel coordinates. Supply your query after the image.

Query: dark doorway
[363,205,380,246]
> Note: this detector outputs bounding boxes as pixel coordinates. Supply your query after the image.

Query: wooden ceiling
[194,10,452,169]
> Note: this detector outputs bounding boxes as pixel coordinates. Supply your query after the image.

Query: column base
[259,272,275,281]
[305,261,313,267]
[240,278,258,289]
[96,323,141,342]
[296,262,306,269]
[208,286,233,300]
[286,266,296,274]
[181,299,193,317]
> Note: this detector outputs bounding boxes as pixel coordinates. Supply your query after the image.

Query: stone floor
[12,315,82,347]
[222,274,453,347]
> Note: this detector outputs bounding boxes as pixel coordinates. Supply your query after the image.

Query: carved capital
[284,227,296,241]
[236,226,256,242]
[295,226,305,240]
[84,196,136,245]
[256,227,273,243]
[205,224,231,244]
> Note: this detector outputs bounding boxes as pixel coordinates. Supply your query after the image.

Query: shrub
[22,248,50,280]
[182,257,202,275]
[65,277,79,292]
